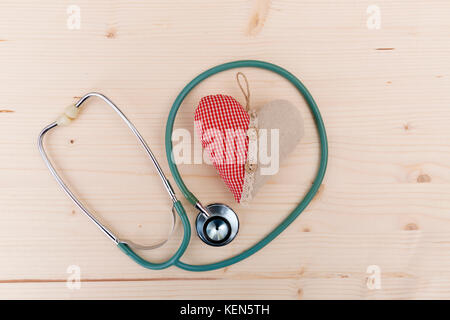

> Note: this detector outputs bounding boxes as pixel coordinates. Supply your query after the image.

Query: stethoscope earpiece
[195,203,239,246]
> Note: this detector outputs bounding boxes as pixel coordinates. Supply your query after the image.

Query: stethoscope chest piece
[196,203,239,246]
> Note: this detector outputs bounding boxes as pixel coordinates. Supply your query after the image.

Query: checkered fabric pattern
[195,94,250,202]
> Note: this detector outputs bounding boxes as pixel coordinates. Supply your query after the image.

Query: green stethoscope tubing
[119,60,328,272]
[118,200,191,270]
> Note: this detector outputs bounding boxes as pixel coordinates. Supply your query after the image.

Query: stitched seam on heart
[240,110,258,204]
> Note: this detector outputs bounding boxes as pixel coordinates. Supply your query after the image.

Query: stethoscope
[38,60,328,272]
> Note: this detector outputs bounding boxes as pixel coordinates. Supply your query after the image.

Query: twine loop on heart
[236,72,251,112]
[235,72,259,203]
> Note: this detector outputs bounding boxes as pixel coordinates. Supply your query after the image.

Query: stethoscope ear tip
[195,203,239,247]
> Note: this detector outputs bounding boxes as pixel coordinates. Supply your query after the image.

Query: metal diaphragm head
[195,203,239,246]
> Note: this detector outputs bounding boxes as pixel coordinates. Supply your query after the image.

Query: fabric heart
[195,94,250,202]
[195,94,304,204]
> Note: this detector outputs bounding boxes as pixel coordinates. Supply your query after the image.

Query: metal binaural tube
[38,122,118,244]
[38,92,179,250]
[75,92,177,203]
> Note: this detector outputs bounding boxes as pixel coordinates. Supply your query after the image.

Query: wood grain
[0,0,450,299]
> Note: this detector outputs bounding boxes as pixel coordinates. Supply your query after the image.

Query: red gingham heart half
[194,94,250,202]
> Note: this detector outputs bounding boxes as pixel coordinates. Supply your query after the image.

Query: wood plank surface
[0,0,450,299]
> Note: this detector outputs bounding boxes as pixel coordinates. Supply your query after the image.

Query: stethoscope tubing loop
[166,60,328,271]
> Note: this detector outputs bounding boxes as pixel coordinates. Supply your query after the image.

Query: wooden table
[1,0,450,299]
